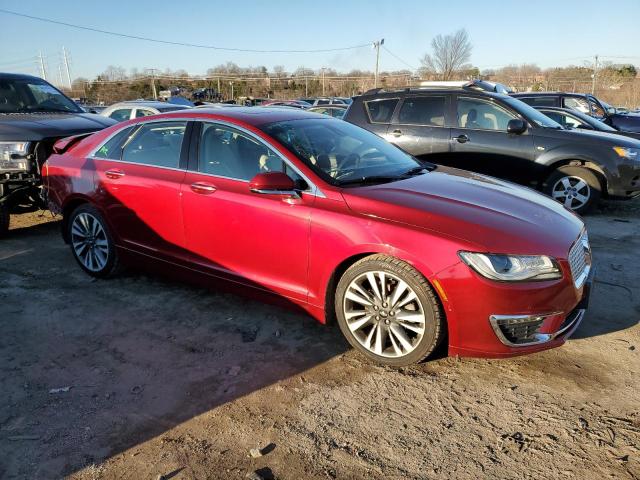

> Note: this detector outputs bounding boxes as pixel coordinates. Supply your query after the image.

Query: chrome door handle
[105,169,125,179]
[452,134,470,144]
[190,182,217,195]
[391,129,403,137]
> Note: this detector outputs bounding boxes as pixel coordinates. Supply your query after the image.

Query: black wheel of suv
[335,254,445,366]
[67,204,120,278]
[544,166,601,215]
[0,204,9,237]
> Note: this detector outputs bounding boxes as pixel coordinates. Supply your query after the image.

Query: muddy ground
[1,203,639,480]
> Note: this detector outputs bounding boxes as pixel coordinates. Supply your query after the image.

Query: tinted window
[198,123,303,184]
[331,108,346,119]
[563,97,590,114]
[0,77,82,114]
[365,98,398,124]
[122,121,186,168]
[457,98,516,131]
[316,99,330,105]
[94,126,136,159]
[398,96,445,126]
[518,96,556,107]
[590,99,605,118]
[109,108,132,122]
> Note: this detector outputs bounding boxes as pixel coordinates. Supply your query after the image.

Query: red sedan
[44,108,593,366]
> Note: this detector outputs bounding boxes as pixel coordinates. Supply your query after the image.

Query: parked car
[299,97,348,106]
[511,92,640,133]
[535,106,640,141]
[344,86,640,213]
[308,104,348,119]
[420,79,512,94]
[260,99,311,109]
[0,72,116,236]
[100,100,191,122]
[44,107,592,366]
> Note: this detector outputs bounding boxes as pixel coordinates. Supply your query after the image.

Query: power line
[382,46,418,71]
[0,8,373,54]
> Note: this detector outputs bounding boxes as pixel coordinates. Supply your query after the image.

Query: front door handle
[452,134,470,144]
[105,169,125,179]
[391,129,403,137]
[190,182,217,195]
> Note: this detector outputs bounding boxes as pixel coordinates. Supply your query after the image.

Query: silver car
[100,101,191,122]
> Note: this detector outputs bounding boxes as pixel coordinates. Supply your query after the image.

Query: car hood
[0,113,117,141]
[551,127,640,147]
[340,166,584,258]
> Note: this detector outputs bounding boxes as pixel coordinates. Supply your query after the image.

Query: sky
[1,0,639,85]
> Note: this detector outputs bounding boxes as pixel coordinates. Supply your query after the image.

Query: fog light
[489,313,558,346]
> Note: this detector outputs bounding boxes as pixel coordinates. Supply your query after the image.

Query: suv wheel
[68,204,120,278]
[335,254,445,366]
[544,166,601,214]
[0,204,9,237]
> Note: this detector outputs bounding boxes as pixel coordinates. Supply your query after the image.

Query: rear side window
[93,126,136,159]
[135,108,155,118]
[518,96,556,107]
[563,97,590,114]
[108,108,132,121]
[365,98,398,124]
[398,96,445,126]
[122,121,186,168]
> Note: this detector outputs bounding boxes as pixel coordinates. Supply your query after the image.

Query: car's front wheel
[335,254,445,366]
[67,204,120,278]
[544,166,601,215]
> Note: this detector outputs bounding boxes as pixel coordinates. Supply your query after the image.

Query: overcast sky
[1,0,638,83]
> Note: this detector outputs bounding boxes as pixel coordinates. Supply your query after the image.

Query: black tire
[0,204,9,238]
[544,166,602,215]
[335,254,445,366]
[67,204,120,278]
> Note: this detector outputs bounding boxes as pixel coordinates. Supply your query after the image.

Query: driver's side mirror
[507,119,527,134]
[249,172,297,196]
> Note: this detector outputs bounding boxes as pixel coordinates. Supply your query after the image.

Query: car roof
[0,72,43,81]
[358,87,507,100]
[108,101,189,109]
[309,104,347,108]
[511,92,585,96]
[157,106,326,126]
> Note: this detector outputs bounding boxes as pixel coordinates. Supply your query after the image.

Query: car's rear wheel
[544,166,601,215]
[68,204,119,278]
[335,254,445,366]
[0,204,9,237]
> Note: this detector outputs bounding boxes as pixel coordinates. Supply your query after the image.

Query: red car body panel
[44,108,591,359]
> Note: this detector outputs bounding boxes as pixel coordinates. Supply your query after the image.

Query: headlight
[613,146,639,160]
[0,141,31,172]
[458,252,561,282]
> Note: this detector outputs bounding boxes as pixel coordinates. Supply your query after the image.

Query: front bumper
[437,260,594,358]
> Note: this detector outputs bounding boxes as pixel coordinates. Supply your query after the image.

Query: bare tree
[420,29,473,80]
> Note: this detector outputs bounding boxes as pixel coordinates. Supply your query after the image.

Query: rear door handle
[190,182,217,195]
[452,134,470,144]
[105,169,125,179]
[391,129,403,137]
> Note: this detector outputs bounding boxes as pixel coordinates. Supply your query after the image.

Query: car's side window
[121,121,186,168]
[457,98,516,131]
[109,108,132,122]
[93,126,136,159]
[364,98,399,124]
[590,100,605,118]
[563,97,590,114]
[135,108,155,118]
[518,97,556,107]
[562,114,584,129]
[198,123,304,185]
[398,96,445,126]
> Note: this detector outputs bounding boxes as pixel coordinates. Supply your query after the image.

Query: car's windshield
[261,118,426,186]
[0,77,83,114]
[501,96,563,129]
[564,109,617,132]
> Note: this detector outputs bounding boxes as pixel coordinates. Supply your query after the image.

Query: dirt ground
[1,202,639,480]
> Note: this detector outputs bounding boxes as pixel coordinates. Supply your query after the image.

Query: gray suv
[344,86,640,213]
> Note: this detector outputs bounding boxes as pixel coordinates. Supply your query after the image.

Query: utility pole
[591,55,598,95]
[62,46,72,90]
[321,67,326,96]
[373,38,384,88]
[58,64,64,88]
[38,51,47,80]
[229,81,234,101]
[303,66,308,97]
[148,68,158,100]
[217,77,221,98]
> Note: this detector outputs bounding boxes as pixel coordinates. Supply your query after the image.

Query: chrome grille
[568,231,590,289]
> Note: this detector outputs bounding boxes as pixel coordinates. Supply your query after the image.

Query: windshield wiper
[403,166,428,176]
[338,175,405,186]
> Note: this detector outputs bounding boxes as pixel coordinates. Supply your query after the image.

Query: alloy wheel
[551,175,591,210]
[342,271,426,358]
[70,212,109,272]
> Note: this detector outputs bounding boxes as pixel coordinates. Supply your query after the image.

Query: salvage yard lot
[1,204,639,480]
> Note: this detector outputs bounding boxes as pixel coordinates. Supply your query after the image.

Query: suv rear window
[398,96,445,126]
[364,98,398,124]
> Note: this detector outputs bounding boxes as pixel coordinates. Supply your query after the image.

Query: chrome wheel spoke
[564,196,573,208]
[552,190,565,199]
[345,289,373,307]
[574,179,587,191]
[71,212,109,272]
[561,178,572,189]
[366,272,383,301]
[574,193,588,205]
[389,324,413,351]
[348,314,373,332]
[389,279,408,308]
